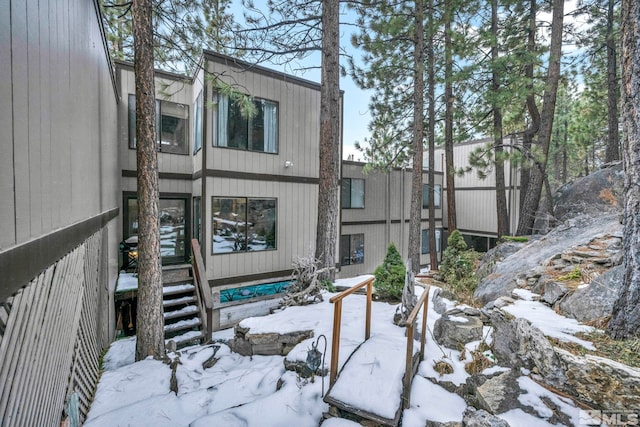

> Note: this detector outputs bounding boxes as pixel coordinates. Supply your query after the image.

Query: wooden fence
[0,230,109,426]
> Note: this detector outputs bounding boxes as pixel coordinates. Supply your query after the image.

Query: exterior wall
[0,0,119,424]
[436,138,521,245]
[203,53,322,287]
[339,162,444,277]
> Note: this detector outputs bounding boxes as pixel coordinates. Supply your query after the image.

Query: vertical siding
[0,0,15,250]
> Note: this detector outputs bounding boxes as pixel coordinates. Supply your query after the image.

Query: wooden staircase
[162,265,206,349]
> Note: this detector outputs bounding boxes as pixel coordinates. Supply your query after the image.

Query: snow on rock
[102,337,136,371]
[402,376,466,426]
[501,298,595,349]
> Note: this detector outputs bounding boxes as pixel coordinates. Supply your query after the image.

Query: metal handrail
[403,285,430,409]
[191,239,214,342]
[328,276,374,386]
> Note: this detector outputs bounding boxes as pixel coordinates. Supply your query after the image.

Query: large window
[216,94,278,153]
[123,195,189,263]
[193,91,203,153]
[212,197,277,254]
[421,229,442,254]
[341,234,364,266]
[342,178,365,209]
[422,184,442,208]
[128,94,189,154]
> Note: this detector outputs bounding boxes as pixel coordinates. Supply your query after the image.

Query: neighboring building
[0,0,120,423]
[435,138,521,251]
[339,162,445,276]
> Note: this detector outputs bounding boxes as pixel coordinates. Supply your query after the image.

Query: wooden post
[420,286,429,359]
[403,323,414,409]
[365,279,372,340]
[330,300,342,386]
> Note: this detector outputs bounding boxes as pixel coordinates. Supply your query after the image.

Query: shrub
[440,230,478,292]
[373,243,406,300]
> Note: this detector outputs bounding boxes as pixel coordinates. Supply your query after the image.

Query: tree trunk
[427,0,438,270]
[607,0,640,339]
[492,0,509,238]
[444,0,456,232]
[519,0,540,213]
[605,0,620,163]
[516,0,564,236]
[133,0,165,361]
[408,0,425,275]
[315,0,340,281]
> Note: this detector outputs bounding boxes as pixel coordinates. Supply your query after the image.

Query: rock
[434,308,484,349]
[462,407,510,427]
[475,215,622,304]
[540,281,568,306]
[433,288,457,315]
[488,310,566,386]
[475,371,521,415]
[426,421,462,427]
[476,241,527,282]
[554,348,640,410]
[559,265,624,323]
[230,326,313,356]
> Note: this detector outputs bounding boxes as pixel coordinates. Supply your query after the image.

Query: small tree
[373,244,406,300]
[440,230,477,293]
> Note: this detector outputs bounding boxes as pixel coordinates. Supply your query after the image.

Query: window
[422,184,441,208]
[216,94,278,153]
[341,234,364,266]
[421,229,442,254]
[342,178,365,208]
[212,197,277,254]
[193,91,203,153]
[123,195,189,263]
[128,94,189,154]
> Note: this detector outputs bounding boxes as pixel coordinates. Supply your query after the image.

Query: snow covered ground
[86,277,593,426]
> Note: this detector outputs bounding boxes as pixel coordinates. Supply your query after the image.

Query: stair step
[163,295,197,308]
[164,305,199,320]
[164,317,201,333]
[162,283,196,297]
[166,330,205,347]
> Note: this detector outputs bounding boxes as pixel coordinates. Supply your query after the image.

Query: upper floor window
[422,184,441,208]
[212,197,277,254]
[193,91,203,153]
[342,178,365,209]
[216,94,278,153]
[128,94,189,155]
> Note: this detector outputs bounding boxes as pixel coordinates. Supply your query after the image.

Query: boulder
[540,281,568,306]
[476,241,527,282]
[434,308,484,349]
[559,265,624,323]
[433,288,457,315]
[475,215,622,304]
[475,371,521,415]
[462,407,510,427]
[230,325,313,356]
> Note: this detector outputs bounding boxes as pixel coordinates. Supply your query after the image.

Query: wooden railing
[328,276,374,386]
[402,285,430,409]
[191,239,215,342]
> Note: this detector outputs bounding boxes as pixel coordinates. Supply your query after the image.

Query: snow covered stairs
[162,265,205,349]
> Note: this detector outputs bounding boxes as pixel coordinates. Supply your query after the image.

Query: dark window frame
[422,184,442,209]
[214,93,280,154]
[340,233,365,266]
[421,228,442,255]
[342,178,365,209]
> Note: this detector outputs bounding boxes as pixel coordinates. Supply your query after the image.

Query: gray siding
[1,0,119,252]
[339,163,444,277]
